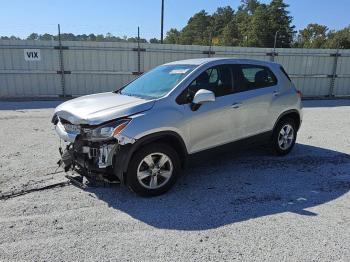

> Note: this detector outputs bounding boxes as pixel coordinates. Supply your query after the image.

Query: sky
[0,0,349,40]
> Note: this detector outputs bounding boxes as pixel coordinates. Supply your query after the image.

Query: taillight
[296,89,302,98]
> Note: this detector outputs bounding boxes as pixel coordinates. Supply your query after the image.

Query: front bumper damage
[54,116,135,184]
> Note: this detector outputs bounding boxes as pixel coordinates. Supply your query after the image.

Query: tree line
[163,0,350,49]
[0,32,152,44]
[1,0,349,49]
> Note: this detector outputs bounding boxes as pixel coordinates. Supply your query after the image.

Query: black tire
[271,117,297,156]
[126,143,180,197]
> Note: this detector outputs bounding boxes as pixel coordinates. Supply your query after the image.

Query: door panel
[229,64,279,139]
[184,94,241,153]
[180,64,238,153]
[230,86,276,139]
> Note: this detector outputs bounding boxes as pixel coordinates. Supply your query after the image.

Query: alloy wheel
[137,152,173,189]
[277,124,294,150]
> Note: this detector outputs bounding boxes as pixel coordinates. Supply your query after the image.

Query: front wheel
[126,143,180,197]
[271,118,297,156]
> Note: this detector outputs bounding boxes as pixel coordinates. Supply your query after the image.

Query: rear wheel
[126,143,180,197]
[271,118,297,156]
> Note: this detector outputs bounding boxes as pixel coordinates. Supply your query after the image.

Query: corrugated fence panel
[0,40,61,97]
[333,50,350,96]
[0,40,349,98]
[142,43,209,72]
[63,41,139,95]
[275,48,335,97]
[213,46,271,61]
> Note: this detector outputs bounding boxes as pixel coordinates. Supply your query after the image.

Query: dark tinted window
[188,65,233,97]
[176,65,234,104]
[232,65,277,93]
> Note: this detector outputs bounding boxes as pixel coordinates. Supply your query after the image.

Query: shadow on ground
[0,100,64,110]
[303,99,350,108]
[88,143,350,231]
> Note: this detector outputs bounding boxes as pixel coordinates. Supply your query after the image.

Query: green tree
[88,34,97,41]
[220,20,240,46]
[76,34,89,41]
[164,28,181,44]
[268,0,295,48]
[296,23,328,48]
[325,26,350,49]
[27,33,39,40]
[60,33,76,41]
[235,6,251,46]
[246,4,271,47]
[150,38,160,44]
[127,37,147,43]
[95,34,105,41]
[40,33,55,41]
[240,0,260,15]
[179,10,211,45]
[105,32,113,40]
[0,35,20,40]
[210,6,235,39]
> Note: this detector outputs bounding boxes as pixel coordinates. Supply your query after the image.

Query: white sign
[24,49,41,61]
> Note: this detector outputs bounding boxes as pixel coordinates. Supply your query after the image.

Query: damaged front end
[52,114,135,184]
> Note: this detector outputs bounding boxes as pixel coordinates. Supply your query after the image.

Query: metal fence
[0,39,350,98]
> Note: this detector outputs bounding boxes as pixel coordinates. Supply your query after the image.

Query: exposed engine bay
[52,114,135,184]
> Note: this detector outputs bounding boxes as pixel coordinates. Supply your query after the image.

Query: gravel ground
[0,99,349,262]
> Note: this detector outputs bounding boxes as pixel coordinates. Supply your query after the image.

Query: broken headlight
[84,119,131,141]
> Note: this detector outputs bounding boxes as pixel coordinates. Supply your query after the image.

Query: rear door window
[232,64,277,93]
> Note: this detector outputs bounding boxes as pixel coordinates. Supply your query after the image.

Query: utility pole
[137,27,141,74]
[273,30,279,54]
[161,0,164,44]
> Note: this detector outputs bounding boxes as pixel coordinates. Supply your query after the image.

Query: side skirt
[187,131,273,166]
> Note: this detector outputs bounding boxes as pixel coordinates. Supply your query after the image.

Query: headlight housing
[84,119,131,141]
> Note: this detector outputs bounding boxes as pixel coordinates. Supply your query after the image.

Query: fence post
[266,51,277,62]
[208,32,213,58]
[137,27,141,74]
[132,27,145,76]
[329,48,340,97]
[203,33,215,57]
[272,30,279,62]
[57,24,66,97]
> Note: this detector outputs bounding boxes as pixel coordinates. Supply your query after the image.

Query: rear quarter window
[280,66,292,82]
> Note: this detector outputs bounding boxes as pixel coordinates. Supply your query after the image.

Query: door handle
[231,102,242,109]
[273,91,280,97]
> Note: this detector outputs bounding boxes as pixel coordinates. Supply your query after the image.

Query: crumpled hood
[54,92,155,125]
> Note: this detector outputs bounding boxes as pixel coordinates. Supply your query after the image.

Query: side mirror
[192,89,215,104]
[191,89,215,111]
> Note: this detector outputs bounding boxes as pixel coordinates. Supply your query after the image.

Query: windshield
[119,64,196,99]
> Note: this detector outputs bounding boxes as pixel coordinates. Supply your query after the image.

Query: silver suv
[52,58,303,196]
